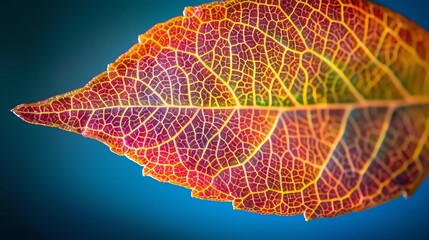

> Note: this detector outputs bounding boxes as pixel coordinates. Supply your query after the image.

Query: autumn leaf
[12,0,429,220]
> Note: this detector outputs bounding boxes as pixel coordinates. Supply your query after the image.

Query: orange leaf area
[13,0,429,219]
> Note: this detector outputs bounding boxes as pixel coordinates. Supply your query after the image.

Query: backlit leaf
[12,0,429,219]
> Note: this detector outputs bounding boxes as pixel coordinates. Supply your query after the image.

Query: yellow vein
[302,2,411,99]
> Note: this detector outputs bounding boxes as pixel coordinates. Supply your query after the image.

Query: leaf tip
[11,102,56,127]
[11,104,33,124]
[11,96,79,133]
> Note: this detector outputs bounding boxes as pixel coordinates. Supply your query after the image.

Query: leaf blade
[13,0,429,219]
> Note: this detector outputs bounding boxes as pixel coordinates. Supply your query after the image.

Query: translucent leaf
[12,0,429,219]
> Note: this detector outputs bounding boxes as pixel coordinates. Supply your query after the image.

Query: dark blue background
[1,0,429,239]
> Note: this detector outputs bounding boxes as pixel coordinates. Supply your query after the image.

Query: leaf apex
[11,104,32,124]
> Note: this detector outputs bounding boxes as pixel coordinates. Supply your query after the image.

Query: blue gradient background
[1,0,429,239]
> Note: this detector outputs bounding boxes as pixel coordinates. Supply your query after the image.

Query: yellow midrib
[23,96,429,114]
